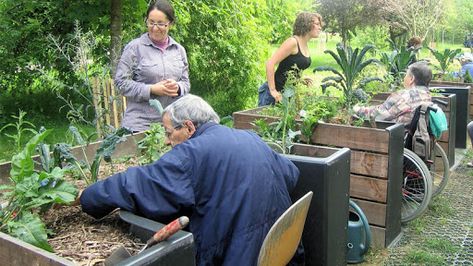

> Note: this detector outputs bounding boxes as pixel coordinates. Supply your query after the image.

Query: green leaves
[380,46,417,90]
[10,129,50,184]
[314,44,381,107]
[1,129,78,252]
[7,212,53,252]
[149,99,164,115]
[428,47,462,76]
[137,123,170,165]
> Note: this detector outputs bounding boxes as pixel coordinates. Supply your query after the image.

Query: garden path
[367,148,473,265]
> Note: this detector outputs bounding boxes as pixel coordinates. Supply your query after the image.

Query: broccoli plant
[313,44,382,108]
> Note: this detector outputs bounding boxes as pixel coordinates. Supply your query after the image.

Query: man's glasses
[165,124,183,138]
[146,20,170,29]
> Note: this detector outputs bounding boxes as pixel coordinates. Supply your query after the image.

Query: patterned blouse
[355,86,432,126]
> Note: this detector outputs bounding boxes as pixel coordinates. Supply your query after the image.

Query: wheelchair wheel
[429,142,449,197]
[402,149,433,223]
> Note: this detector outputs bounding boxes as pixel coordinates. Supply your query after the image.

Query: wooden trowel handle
[146,216,190,247]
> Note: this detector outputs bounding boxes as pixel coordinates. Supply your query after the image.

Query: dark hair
[407,36,422,49]
[293,12,323,36]
[147,0,175,23]
[408,62,432,87]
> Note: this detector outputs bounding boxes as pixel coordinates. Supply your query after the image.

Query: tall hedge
[0,0,312,121]
[169,0,272,116]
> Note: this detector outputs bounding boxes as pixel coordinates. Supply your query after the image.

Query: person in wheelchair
[353,62,433,127]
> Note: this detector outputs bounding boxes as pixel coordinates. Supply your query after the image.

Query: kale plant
[314,44,382,108]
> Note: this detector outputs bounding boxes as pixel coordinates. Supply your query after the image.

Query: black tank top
[274,37,311,91]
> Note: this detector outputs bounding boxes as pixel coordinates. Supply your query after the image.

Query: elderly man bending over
[354,62,433,126]
[79,94,302,265]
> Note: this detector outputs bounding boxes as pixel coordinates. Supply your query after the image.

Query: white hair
[163,94,220,128]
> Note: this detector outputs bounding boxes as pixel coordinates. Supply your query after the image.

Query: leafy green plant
[0,130,78,251]
[380,46,417,90]
[0,111,37,153]
[313,44,382,108]
[253,84,300,154]
[57,126,131,185]
[299,96,340,142]
[137,123,170,165]
[428,47,462,78]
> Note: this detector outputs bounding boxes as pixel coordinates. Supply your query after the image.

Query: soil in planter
[40,156,146,266]
[43,206,143,265]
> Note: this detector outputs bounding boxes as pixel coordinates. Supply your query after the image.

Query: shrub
[350,26,391,51]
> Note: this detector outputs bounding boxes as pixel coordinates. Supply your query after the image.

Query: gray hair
[407,62,432,87]
[163,94,220,128]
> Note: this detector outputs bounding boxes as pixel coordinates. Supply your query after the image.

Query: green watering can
[347,199,371,264]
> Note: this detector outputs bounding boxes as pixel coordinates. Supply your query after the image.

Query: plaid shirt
[356,86,432,126]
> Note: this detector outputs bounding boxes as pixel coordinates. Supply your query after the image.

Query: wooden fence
[90,77,126,135]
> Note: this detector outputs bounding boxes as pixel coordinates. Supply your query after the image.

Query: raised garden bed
[0,133,351,265]
[233,107,404,248]
[287,144,350,266]
[431,80,472,121]
[430,84,471,148]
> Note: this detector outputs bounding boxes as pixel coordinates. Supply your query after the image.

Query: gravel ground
[361,150,473,265]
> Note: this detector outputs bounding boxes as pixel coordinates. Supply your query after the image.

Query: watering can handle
[349,199,372,252]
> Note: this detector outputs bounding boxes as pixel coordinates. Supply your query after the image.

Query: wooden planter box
[287,144,350,266]
[233,108,404,248]
[0,133,146,186]
[431,80,472,121]
[370,93,456,166]
[430,85,471,148]
[0,133,351,265]
[0,217,195,266]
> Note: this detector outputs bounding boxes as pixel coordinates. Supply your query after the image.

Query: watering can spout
[347,200,371,264]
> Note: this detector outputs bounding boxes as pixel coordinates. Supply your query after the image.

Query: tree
[316,0,384,45]
[110,0,122,77]
[453,0,473,39]
[380,0,445,41]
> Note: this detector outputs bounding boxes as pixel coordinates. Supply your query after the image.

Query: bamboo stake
[110,80,119,129]
[102,78,111,127]
[91,78,101,136]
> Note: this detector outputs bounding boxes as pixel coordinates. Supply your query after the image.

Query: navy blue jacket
[80,122,300,265]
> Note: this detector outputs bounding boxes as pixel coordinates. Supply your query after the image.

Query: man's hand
[71,189,83,206]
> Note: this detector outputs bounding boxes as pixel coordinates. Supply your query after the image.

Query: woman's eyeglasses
[146,20,170,28]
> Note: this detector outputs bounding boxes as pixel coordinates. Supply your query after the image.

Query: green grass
[0,116,96,163]
[408,215,428,234]
[424,238,460,254]
[428,195,454,218]
[403,249,445,265]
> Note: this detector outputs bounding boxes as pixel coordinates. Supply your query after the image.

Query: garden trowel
[104,216,190,265]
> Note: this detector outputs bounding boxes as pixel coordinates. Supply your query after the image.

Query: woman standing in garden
[258,12,323,106]
[115,0,190,132]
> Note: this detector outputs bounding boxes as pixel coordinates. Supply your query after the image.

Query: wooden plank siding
[233,107,404,248]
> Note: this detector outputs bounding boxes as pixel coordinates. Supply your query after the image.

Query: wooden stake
[91,77,101,136]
